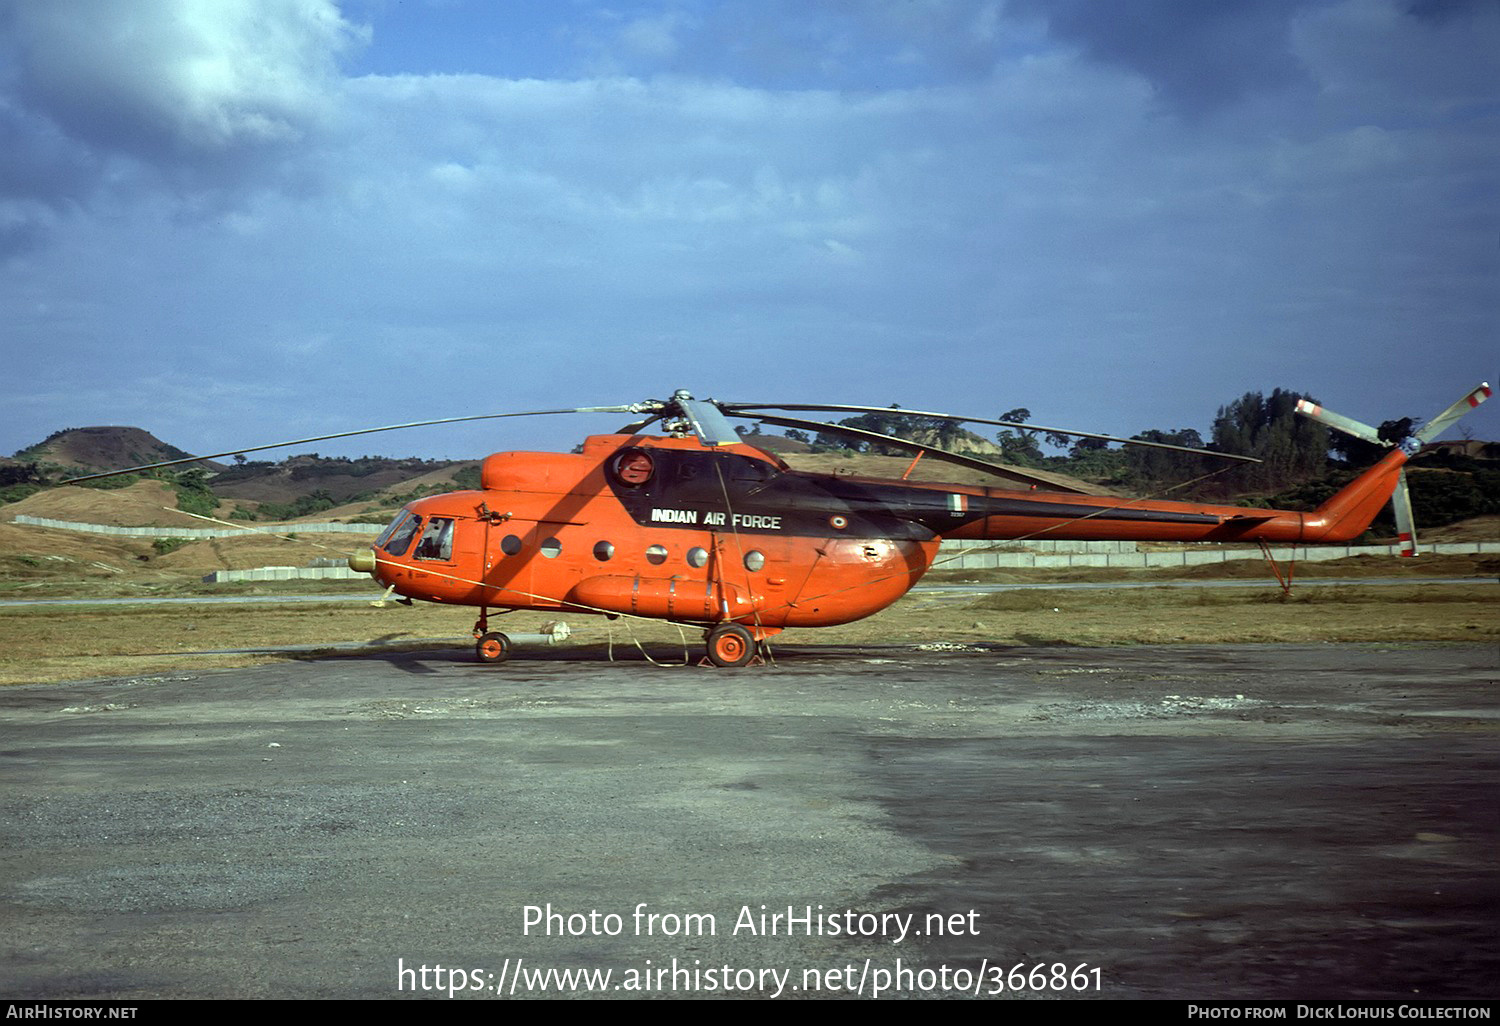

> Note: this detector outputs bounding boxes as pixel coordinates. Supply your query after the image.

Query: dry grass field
[0,577,1493,687]
[1,550,1494,686]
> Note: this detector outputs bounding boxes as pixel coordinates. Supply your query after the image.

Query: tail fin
[1302,449,1407,545]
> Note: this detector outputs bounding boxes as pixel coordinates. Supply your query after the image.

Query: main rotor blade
[59,406,637,484]
[721,402,1261,464]
[728,410,1091,493]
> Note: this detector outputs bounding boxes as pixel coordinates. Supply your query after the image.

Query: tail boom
[939,449,1407,546]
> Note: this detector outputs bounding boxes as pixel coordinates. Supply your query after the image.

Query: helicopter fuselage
[359,432,1408,634]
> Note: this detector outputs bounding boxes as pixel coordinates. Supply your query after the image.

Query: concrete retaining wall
[203,566,371,583]
[941,538,1139,553]
[11,515,383,538]
[934,539,1499,570]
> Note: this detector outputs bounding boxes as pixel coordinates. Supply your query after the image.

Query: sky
[2,0,1496,462]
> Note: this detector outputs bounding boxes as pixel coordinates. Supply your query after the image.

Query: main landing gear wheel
[705,623,756,668]
[476,631,511,663]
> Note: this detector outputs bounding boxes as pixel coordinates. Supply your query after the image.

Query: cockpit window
[413,517,455,561]
[382,513,423,557]
[374,511,409,549]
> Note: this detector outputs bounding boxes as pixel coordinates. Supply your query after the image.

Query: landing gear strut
[473,607,510,664]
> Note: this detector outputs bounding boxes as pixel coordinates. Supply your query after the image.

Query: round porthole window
[612,449,655,486]
[646,544,668,565]
[540,537,562,559]
[687,546,708,568]
[500,534,523,556]
[593,541,615,562]
[743,550,765,572]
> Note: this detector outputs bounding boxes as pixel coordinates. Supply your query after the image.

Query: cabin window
[500,534,523,556]
[686,546,708,568]
[645,544,668,565]
[413,517,454,561]
[383,514,422,557]
[593,541,614,562]
[743,550,765,572]
[540,537,562,559]
[612,449,655,486]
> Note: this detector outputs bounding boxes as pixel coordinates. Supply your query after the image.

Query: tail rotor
[1296,383,1492,556]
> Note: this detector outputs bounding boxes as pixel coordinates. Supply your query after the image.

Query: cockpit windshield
[378,511,423,557]
[373,512,406,549]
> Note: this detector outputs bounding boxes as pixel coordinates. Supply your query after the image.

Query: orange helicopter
[68,385,1491,666]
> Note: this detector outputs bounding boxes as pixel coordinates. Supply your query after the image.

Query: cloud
[0,0,365,254]
[1004,0,1312,115]
[10,0,363,155]
[561,1,1021,89]
[618,11,689,62]
[1006,0,1500,121]
[1292,0,1500,117]
[1,1,1494,457]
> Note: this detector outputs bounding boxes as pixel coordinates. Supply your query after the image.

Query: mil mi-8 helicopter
[69,384,1491,667]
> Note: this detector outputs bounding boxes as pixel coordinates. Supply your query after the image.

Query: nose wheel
[704,623,757,668]
[476,631,511,663]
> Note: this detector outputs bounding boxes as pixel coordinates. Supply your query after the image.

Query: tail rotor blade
[1392,469,1417,557]
[1413,382,1492,444]
[1294,399,1384,444]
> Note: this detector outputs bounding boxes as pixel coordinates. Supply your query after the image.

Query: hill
[4,478,186,527]
[4,425,481,525]
[14,426,221,476]
[208,454,476,506]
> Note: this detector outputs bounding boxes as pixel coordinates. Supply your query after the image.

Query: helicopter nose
[348,548,377,575]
